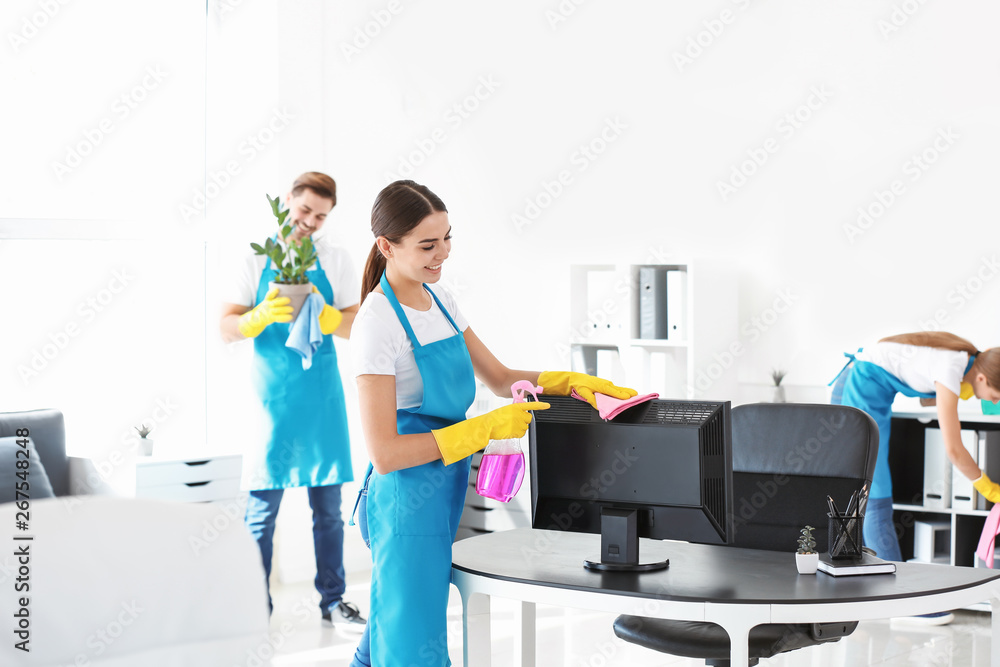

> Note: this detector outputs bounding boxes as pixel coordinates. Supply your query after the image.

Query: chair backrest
[0,409,69,496]
[729,402,878,552]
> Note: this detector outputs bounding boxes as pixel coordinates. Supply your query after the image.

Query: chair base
[613,615,857,665]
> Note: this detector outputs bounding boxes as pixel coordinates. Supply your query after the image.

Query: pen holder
[828,512,864,560]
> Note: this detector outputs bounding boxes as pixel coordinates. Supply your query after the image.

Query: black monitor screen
[529,395,733,571]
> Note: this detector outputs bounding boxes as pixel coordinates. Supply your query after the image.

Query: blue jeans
[245,484,346,613]
[862,495,902,562]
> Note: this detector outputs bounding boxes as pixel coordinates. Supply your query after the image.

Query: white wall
[322,0,1000,406]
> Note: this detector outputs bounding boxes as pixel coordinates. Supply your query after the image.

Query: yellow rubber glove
[537,371,637,410]
[432,402,550,466]
[974,473,1000,503]
[237,288,292,338]
[960,381,975,400]
[312,286,343,335]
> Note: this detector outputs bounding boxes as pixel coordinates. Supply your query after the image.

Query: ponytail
[879,332,980,355]
[360,243,386,305]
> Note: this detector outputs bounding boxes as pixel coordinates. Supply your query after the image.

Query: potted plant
[249,194,318,320]
[135,423,153,457]
[796,525,819,574]
[771,369,787,403]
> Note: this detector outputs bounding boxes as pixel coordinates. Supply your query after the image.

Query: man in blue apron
[220,172,366,631]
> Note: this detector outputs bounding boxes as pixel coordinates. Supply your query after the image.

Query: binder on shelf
[952,429,980,511]
[665,269,687,341]
[638,267,667,339]
[923,428,952,510]
[817,552,896,576]
[586,270,624,340]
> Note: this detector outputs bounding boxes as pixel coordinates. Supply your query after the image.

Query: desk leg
[463,591,492,667]
[709,603,767,667]
[513,601,535,667]
[992,595,1000,667]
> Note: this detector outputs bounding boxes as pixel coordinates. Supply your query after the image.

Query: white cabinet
[135,454,244,504]
[568,262,738,400]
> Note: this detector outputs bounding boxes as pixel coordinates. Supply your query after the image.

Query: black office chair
[613,402,879,667]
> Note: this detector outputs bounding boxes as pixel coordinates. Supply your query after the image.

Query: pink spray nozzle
[511,380,544,404]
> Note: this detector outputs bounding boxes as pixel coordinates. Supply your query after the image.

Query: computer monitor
[529,395,733,572]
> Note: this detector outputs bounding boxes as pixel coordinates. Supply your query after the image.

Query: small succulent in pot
[797,525,817,554]
[134,423,153,439]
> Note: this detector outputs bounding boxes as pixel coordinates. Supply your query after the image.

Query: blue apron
[249,243,353,490]
[831,351,975,499]
[360,273,476,665]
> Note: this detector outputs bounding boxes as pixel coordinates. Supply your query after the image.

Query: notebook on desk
[818,552,897,577]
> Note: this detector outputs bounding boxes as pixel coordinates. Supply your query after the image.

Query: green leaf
[278,210,289,225]
[281,225,292,239]
[267,194,280,218]
[250,242,265,254]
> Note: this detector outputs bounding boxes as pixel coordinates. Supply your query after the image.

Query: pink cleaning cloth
[570,389,659,421]
[976,503,1000,568]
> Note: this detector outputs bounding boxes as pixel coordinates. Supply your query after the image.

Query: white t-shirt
[856,342,970,396]
[350,285,468,410]
[224,236,360,310]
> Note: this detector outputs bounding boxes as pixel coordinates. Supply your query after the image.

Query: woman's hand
[537,371,637,409]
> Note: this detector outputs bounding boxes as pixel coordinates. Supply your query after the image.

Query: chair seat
[613,615,858,663]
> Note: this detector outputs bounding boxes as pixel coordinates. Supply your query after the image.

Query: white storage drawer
[136,477,243,503]
[135,455,242,488]
[460,505,531,532]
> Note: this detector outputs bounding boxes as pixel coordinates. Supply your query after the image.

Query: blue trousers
[245,484,346,612]
[831,364,903,561]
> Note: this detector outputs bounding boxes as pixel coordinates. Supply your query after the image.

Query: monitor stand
[584,507,669,572]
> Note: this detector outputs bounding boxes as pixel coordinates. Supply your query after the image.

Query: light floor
[265,572,994,666]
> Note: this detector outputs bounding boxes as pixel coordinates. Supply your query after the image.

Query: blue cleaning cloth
[285,293,325,370]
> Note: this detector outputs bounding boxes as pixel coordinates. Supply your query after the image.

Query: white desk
[452,529,1000,666]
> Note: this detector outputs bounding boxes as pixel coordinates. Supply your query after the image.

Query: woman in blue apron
[220,172,366,630]
[348,180,636,666]
[831,332,1000,563]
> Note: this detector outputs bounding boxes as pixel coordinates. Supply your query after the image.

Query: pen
[827,494,841,517]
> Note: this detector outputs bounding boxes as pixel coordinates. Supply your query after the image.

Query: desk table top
[452,529,1000,605]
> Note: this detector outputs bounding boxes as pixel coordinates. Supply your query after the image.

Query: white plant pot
[796,552,819,574]
[138,437,153,457]
[772,385,786,403]
[269,281,313,321]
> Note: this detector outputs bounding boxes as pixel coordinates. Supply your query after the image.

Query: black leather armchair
[613,402,879,666]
